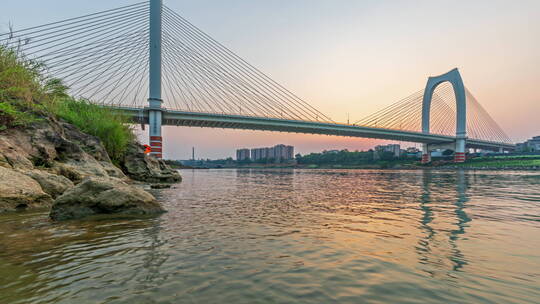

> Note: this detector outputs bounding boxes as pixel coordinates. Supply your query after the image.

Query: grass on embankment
[454,155,540,168]
[0,45,133,164]
[49,99,134,163]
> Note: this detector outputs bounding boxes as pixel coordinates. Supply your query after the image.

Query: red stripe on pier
[454,152,466,162]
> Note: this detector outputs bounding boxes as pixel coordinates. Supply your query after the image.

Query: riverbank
[183,156,540,171]
[0,45,181,218]
[0,109,182,218]
[179,150,540,171]
[295,153,540,170]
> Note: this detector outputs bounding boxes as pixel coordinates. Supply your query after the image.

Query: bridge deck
[114,106,515,151]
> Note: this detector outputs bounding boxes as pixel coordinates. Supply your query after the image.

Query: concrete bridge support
[422,144,431,164]
[455,138,466,162]
[422,68,467,163]
[148,0,163,158]
[149,110,163,158]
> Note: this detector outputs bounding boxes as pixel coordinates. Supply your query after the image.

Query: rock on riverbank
[0,116,180,218]
[122,142,182,183]
[0,166,53,212]
[50,177,164,221]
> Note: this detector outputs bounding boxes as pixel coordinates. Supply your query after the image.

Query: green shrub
[0,100,37,129]
[0,46,42,128]
[50,98,134,164]
[0,46,43,104]
[0,44,135,164]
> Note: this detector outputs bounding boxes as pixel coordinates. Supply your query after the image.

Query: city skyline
[2,0,539,159]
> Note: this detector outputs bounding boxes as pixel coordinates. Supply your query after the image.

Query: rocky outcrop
[0,136,34,170]
[0,116,180,216]
[0,166,53,212]
[122,142,181,183]
[0,118,180,184]
[0,117,128,182]
[50,177,165,221]
[23,170,74,199]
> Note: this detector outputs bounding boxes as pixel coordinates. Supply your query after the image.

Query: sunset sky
[2,0,539,159]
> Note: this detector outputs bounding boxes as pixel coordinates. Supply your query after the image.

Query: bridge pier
[149,109,163,158]
[454,137,466,163]
[421,144,431,164]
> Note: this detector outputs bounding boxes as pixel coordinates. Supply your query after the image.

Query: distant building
[430,149,443,157]
[251,147,271,161]
[236,148,250,161]
[517,136,540,152]
[405,147,422,158]
[375,144,401,157]
[249,144,294,162]
[274,144,294,160]
[266,147,275,159]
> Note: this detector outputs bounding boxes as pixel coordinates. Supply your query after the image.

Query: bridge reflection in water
[419,170,471,276]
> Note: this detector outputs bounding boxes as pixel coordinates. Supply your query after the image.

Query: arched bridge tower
[421,68,467,163]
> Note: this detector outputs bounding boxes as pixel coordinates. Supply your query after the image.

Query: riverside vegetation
[296,150,540,170]
[182,150,540,170]
[0,45,181,219]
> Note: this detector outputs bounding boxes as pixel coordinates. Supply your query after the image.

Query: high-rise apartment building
[274,144,294,160]
[517,136,540,152]
[236,148,250,161]
[375,144,401,157]
[247,144,294,162]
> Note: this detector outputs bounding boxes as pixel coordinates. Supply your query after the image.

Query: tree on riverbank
[296,149,378,166]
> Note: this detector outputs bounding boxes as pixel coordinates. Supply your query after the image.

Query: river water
[0,169,539,303]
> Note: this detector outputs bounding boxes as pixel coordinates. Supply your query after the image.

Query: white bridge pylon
[148,0,163,158]
[421,68,467,163]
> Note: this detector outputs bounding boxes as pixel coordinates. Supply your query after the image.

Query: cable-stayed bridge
[1,0,514,162]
